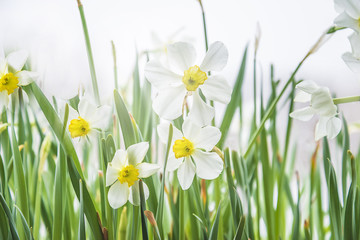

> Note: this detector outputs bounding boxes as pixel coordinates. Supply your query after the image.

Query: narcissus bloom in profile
[145,41,231,126]
[342,33,360,72]
[106,142,160,208]
[68,98,111,140]
[290,81,341,140]
[334,0,360,33]
[0,50,38,111]
[157,118,223,190]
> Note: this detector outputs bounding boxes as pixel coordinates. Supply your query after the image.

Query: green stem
[243,29,331,159]
[179,188,185,240]
[111,41,119,90]
[77,0,101,105]
[333,96,360,105]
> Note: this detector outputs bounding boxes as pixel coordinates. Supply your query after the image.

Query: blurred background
[1,0,359,175]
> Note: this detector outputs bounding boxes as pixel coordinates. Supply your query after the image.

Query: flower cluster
[334,0,360,72]
[290,81,341,140]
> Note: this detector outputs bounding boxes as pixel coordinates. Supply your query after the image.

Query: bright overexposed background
[1,0,359,176]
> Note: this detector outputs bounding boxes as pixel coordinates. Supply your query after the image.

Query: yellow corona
[182,65,207,91]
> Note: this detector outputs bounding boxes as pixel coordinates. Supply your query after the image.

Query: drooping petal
[89,105,112,130]
[326,117,342,139]
[188,91,214,126]
[192,150,223,180]
[6,50,28,72]
[296,80,319,94]
[348,33,360,58]
[334,0,360,19]
[177,157,196,190]
[129,181,149,206]
[200,41,228,72]
[127,142,149,165]
[311,88,337,117]
[108,181,129,209]
[342,52,360,73]
[167,42,196,73]
[111,150,127,169]
[182,118,201,142]
[157,122,183,144]
[144,61,182,90]
[294,90,311,103]
[152,85,186,120]
[200,75,231,104]
[191,125,221,151]
[289,107,315,121]
[106,164,120,187]
[315,117,328,141]
[137,162,160,178]
[166,152,183,171]
[15,70,38,86]
[0,91,9,111]
[334,12,360,33]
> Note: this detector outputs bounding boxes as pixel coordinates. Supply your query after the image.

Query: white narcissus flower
[145,41,231,126]
[106,142,160,209]
[157,118,224,190]
[67,98,112,141]
[334,0,360,33]
[0,50,38,111]
[289,81,341,141]
[342,33,360,72]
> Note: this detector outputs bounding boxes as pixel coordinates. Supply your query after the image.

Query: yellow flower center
[118,165,139,187]
[182,65,207,91]
[0,73,19,95]
[68,117,90,138]
[173,137,195,159]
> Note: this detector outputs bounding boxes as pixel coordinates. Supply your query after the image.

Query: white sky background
[1,0,360,174]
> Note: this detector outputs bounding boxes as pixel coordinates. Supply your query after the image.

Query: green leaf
[209,204,221,240]
[233,216,245,240]
[218,47,247,148]
[0,200,9,240]
[114,89,136,148]
[78,179,86,240]
[14,205,33,240]
[0,193,20,240]
[328,161,342,240]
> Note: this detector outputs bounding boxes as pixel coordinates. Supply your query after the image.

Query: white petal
[342,52,360,73]
[166,152,183,171]
[192,126,221,151]
[15,70,38,86]
[177,157,195,190]
[334,12,360,33]
[0,58,7,75]
[192,150,223,180]
[129,181,149,206]
[167,42,196,73]
[296,80,319,94]
[326,117,342,139]
[200,41,228,72]
[157,122,183,144]
[127,142,149,165]
[106,164,120,187]
[188,91,214,126]
[152,85,186,120]
[348,33,360,58]
[289,107,315,121]
[294,91,311,103]
[334,0,360,19]
[144,61,182,90]
[0,91,9,111]
[311,88,337,117]
[137,162,160,178]
[110,149,127,169]
[200,75,232,104]
[108,181,129,209]
[6,50,28,72]
[315,117,328,141]
[90,105,112,130]
[182,118,201,142]
[78,98,97,120]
